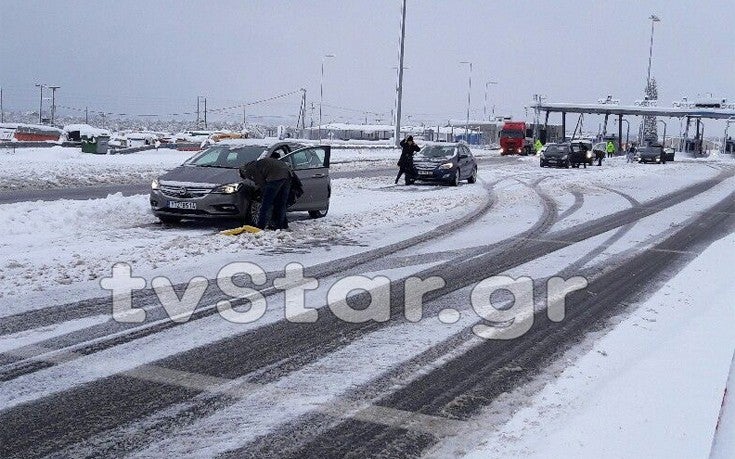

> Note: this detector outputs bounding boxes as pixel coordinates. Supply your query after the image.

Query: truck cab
[499,121,532,155]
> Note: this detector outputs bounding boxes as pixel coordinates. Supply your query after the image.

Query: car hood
[543,150,568,157]
[159,165,241,187]
[414,158,454,166]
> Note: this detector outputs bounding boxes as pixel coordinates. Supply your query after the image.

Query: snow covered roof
[63,124,110,137]
[539,103,735,119]
[0,123,64,133]
[306,123,395,133]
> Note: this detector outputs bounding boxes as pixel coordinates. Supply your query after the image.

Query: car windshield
[500,130,524,138]
[418,145,456,159]
[545,146,563,154]
[184,145,268,168]
[640,147,660,154]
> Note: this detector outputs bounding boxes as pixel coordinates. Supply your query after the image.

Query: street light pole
[484,80,498,121]
[35,84,46,124]
[394,0,407,147]
[657,119,667,146]
[646,14,661,87]
[49,85,60,125]
[319,53,336,141]
[460,61,472,142]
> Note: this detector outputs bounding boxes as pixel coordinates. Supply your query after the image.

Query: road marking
[3,343,467,438]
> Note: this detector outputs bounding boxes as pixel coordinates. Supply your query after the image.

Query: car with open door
[149,140,330,224]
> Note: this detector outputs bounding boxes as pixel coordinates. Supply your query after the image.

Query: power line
[54,89,303,119]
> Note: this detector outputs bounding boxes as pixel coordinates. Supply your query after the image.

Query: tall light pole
[35,83,46,124]
[319,53,336,140]
[460,61,472,142]
[646,14,661,87]
[48,85,60,125]
[394,0,407,146]
[483,80,498,121]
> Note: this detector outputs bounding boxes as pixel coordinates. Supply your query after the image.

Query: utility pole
[0,87,3,123]
[49,85,60,125]
[394,0,407,147]
[85,106,88,124]
[460,61,472,142]
[35,83,45,124]
[203,97,207,128]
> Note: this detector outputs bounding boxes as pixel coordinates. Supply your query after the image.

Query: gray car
[150,140,331,224]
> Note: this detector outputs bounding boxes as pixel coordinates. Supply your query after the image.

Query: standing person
[593,143,603,166]
[606,140,615,158]
[240,157,293,230]
[627,143,637,163]
[534,138,543,155]
[396,135,420,185]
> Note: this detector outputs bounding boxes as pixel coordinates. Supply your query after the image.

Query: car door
[458,145,472,178]
[281,146,331,211]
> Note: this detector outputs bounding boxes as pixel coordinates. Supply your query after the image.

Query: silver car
[150,140,331,224]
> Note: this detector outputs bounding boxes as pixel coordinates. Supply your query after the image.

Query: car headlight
[213,182,242,194]
[586,152,592,159]
[562,155,568,160]
[439,162,454,169]
[151,179,160,190]
[500,148,504,153]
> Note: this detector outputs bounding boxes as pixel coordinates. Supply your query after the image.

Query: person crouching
[240,157,293,230]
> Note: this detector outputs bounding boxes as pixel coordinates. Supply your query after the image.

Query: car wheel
[467,167,477,183]
[246,201,261,225]
[565,161,571,168]
[158,215,181,224]
[451,169,460,186]
[540,160,545,168]
[309,207,328,219]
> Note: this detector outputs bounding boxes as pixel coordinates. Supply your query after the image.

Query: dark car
[150,140,331,224]
[637,145,667,164]
[412,142,478,186]
[539,143,572,168]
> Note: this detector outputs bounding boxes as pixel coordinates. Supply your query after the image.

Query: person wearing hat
[396,135,420,185]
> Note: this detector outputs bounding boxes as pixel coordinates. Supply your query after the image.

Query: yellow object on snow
[220,225,262,236]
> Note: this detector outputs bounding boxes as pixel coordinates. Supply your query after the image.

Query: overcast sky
[1,0,733,125]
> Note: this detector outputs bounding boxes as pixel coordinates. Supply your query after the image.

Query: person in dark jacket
[240,158,293,230]
[396,136,420,185]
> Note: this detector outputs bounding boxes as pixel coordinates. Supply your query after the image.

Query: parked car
[150,140,330,224]
[412,142,478,186]
[637,145,667,164]
[539,143,572,168]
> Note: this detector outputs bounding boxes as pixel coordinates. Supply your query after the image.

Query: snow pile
[0,177,486,306]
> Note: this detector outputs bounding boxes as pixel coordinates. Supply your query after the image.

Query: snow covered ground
[0,144,733,457]
[428,232,735,458]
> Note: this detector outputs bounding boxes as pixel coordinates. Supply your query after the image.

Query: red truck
[499,121,533,156]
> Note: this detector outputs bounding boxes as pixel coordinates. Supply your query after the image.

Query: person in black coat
[396,136,420,185]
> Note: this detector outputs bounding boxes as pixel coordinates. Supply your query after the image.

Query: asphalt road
[0,165,732,458]
[0,157,513,204]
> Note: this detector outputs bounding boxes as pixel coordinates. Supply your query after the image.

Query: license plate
[419,171,433,176]
[169,201,197,210]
